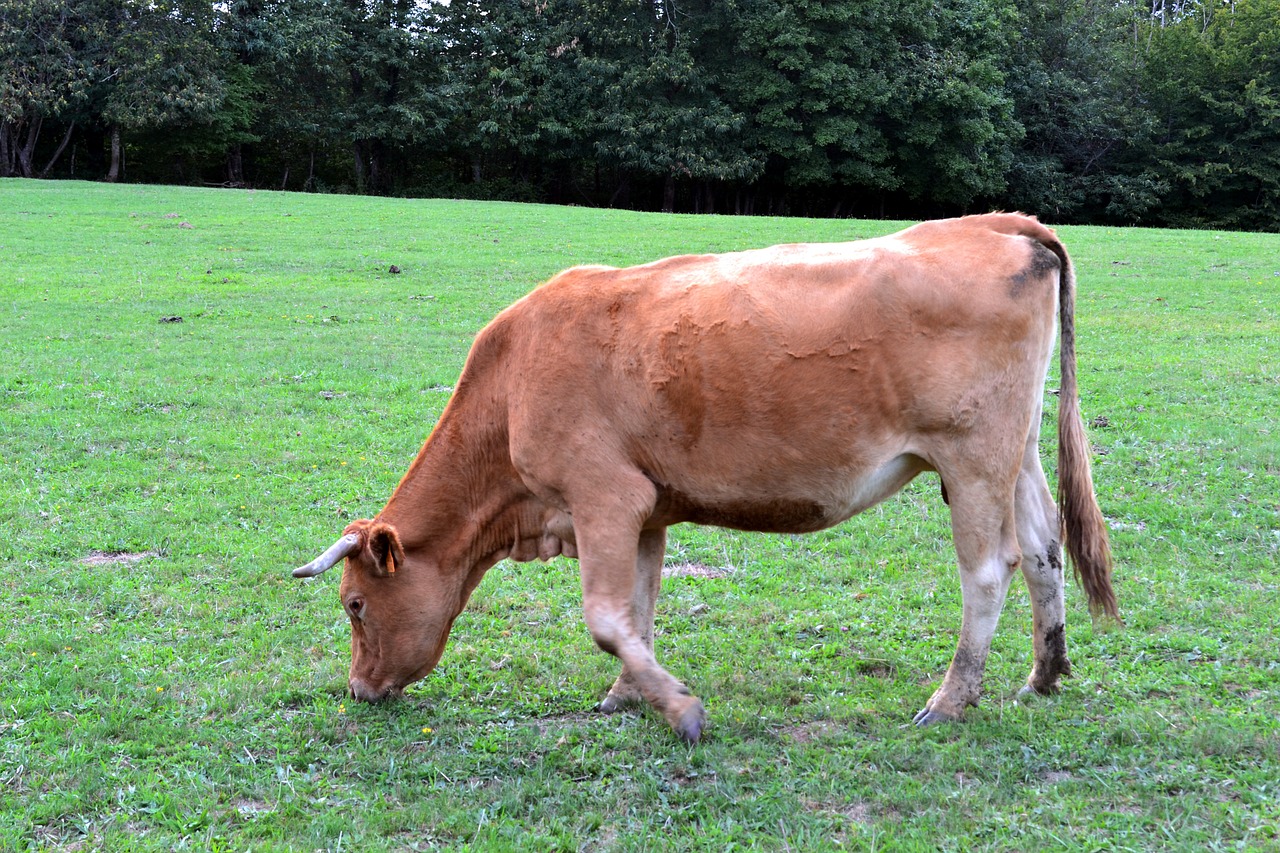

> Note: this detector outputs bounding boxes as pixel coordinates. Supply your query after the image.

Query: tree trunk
[40,123,76,178]
[608,177,630,208]
[227,143,245,186]
[0,123,13,177]
[80,125,106,176]
[106,126,122,182]
[662,173,676,213]
[368,140,382,194]
[17,115,42,178]
[352,141,367,192]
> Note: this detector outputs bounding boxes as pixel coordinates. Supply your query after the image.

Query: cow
[293,213,1117,743]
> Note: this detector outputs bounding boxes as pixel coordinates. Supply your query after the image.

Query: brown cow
[294,213,1117,743]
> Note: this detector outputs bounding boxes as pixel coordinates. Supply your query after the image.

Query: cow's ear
[366,522,406,577]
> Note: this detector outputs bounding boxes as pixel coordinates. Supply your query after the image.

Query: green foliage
[0,0,106,176]
[581,0,760,208]
[98,0,225,131]
[1003,0,1166,222]
[1139,0,1280,229]
[435,0,586,181]
[3,0,1280,225]
[721,0,911,191]
[338,0,451,192]
[1,181,1278,850]
[0,0,94,122]
[882,0,1021,204]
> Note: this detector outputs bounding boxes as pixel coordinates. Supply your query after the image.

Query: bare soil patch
[80,550,160,566]
[662,561,733,579]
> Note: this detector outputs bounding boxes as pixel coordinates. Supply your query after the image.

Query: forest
[3,0,1278,229]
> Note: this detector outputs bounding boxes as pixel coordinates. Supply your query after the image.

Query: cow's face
[297,519,466,702]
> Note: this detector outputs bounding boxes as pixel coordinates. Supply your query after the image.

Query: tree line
[3,0,1277,229]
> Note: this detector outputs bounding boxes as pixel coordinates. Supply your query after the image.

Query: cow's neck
[374,390,539,578]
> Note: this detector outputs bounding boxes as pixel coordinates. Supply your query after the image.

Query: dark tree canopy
[3,0,1277,229]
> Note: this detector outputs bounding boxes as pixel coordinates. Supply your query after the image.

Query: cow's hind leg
[914,479,1021,726]
[598,527,666,714]
[1015,435,1073,698]
[574,477,706,743]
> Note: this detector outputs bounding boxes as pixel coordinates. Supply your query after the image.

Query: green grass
[1,179,1277,851]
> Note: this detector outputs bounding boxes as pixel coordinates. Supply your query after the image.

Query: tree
[3,0,1274,226]
[226,0,349,191]
[315,0,454,194]
[1002,0,1165,222]
[710,0,1021,216]
[883,0,1021,208]
[578,0,760,211]
[714,0,903,209]
[434,0,580,196]
[0,0,102,177]
[96,0,226,181]
[1139,0,1280,229]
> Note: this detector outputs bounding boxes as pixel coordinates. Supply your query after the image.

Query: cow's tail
[1047,241,1119,620]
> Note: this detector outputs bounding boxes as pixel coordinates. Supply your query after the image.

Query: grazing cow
[294,213,1117,743]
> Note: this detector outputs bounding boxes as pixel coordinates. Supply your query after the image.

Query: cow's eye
[347,598,364,618]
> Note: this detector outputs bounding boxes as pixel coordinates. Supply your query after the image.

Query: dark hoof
[674,701,706,744]
[1017,683,1059,702]
[597,694,628,715]
[912,706,961,727]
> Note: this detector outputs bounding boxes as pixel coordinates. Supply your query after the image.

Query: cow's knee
[584,613,626,659]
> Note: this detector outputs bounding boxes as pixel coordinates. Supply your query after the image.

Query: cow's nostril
[348,677,376,702]
[349,677,400,703]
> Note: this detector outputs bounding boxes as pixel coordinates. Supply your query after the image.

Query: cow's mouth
[348,678,405,703]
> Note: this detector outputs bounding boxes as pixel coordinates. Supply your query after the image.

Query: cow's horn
[293,533,361,578]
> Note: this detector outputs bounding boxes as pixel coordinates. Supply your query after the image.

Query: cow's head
[294,518,468,702]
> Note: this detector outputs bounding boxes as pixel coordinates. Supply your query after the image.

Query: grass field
[1,179,1277,851]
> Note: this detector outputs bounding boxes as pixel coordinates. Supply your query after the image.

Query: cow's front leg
[915,488,1020,725]
[598,527,666,714]
[575,485,705,743]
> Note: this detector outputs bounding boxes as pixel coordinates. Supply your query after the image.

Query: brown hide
[296,213,1115,740]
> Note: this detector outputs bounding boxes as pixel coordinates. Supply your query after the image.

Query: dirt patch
[803,797,879,825]
[662,561,733,579]
[32,824,97,851]
[536,710,604,732]
[856,659,896,678]
[666,766,715,787]
[836,801,876,825]
[80,550,160,566]
[235,799,274,819]
[782,719,843,744]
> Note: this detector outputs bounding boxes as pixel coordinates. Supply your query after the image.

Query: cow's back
[497,214,1063,531]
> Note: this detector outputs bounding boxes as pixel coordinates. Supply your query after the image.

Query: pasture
[1,179,1277,851]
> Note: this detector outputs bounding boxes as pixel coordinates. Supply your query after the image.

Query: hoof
[598,693,633,715]
[912,706,961,727]
[673,700,706,744]
[1017,682,1060,703]
[599,672,644,715]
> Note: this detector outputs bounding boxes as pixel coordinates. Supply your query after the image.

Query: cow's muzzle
[348,677,404,703]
